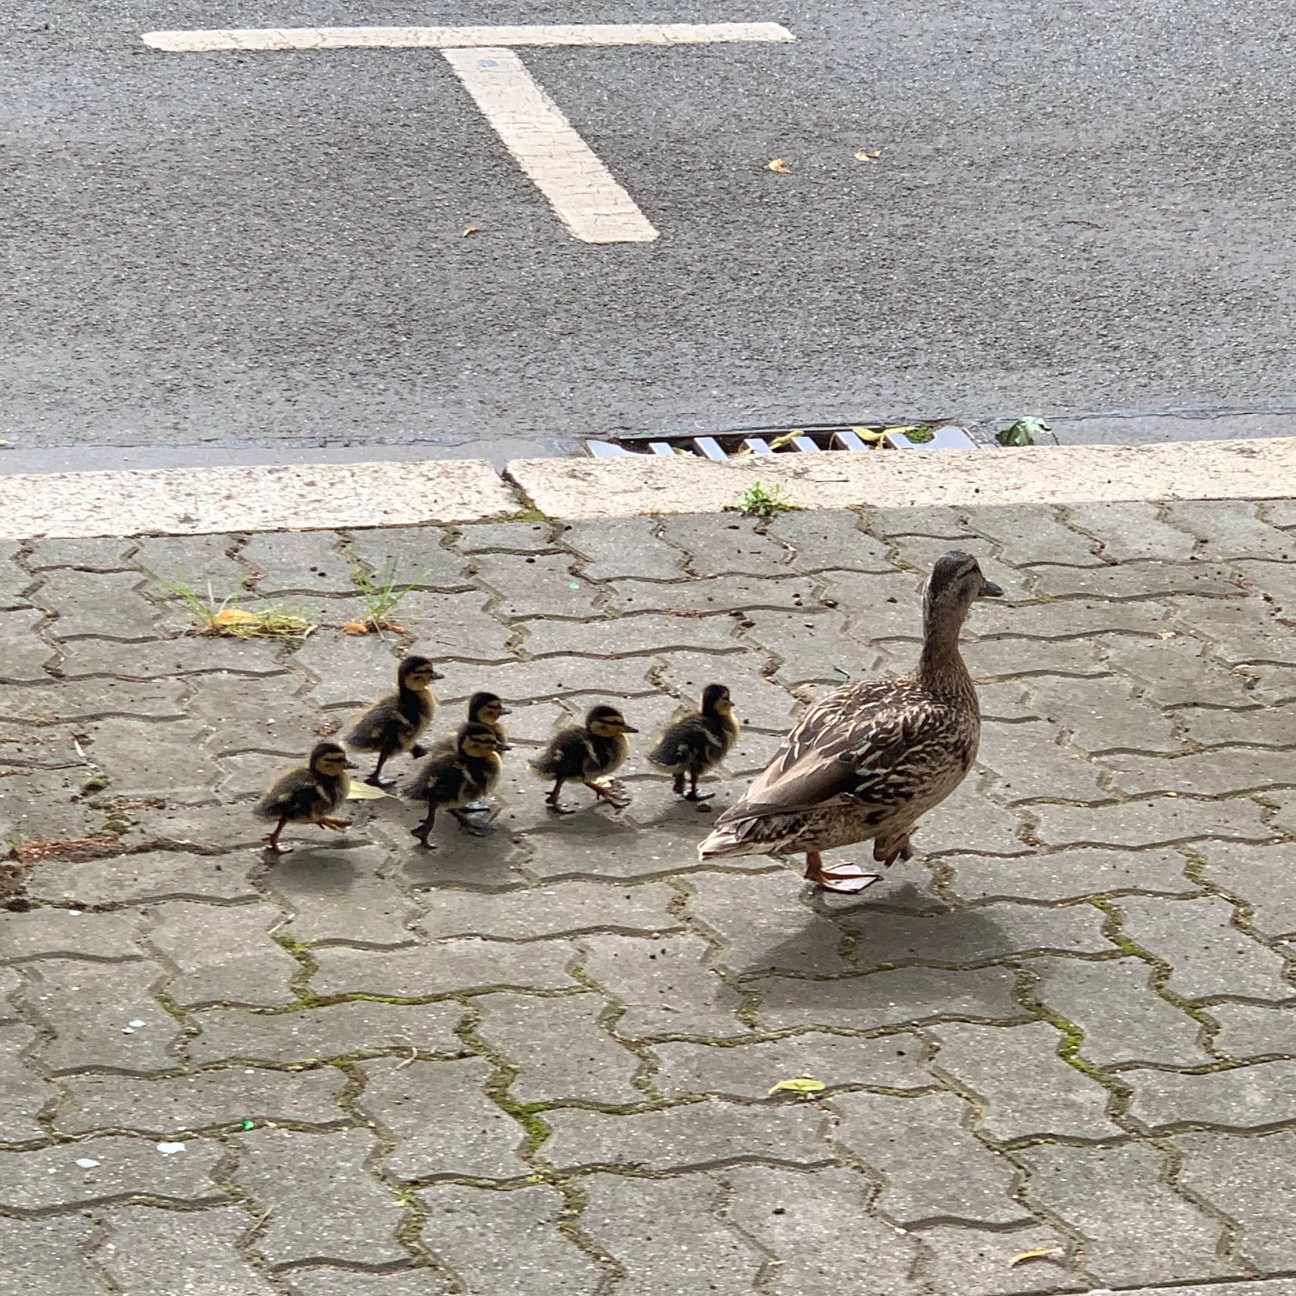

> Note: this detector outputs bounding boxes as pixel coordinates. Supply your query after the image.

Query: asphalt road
[4,0,1296,470]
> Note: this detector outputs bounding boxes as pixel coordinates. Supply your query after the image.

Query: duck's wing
[716,681,960,824]
[257,774,326,820]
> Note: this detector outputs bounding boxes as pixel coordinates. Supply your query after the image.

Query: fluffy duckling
[253,741,357,854]
[429,692,512,754]
[344,655,444,787]
[648,683,739,803]
[401,722,510,849]
[530,704,639,814]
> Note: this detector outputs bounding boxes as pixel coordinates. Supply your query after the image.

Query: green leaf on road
[995,417,1050,447]
[768,1076,827,1096]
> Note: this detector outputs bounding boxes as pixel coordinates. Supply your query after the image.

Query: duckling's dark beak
[494,740,513,751]
[431,669,446,680]
[979,580,1004,598]
[621,724,640,734]
[499,706,513,715]
[344,759,359,769]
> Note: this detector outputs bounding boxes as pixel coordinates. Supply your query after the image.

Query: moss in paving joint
[453,1005,553,1158]
[271,931,320,1002]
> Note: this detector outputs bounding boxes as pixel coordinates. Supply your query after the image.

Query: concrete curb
[507,436,1296,518]
[3,436,1293,539]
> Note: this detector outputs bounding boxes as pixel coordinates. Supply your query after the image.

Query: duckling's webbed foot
[804,852,883,895]
[410,812,437,849]
[318,817,352,831]
[545,780,578,815]
[684,774,714,803]
[364,773,397,788]
[261,822,294,856]
[586,780,631,809]
[671,773,687,796]
[450,808,494,838]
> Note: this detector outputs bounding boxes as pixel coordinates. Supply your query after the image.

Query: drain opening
[585,422,991,459]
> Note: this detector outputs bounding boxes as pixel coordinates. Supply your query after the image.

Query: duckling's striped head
[458,722,511,758]
[586,705,639,737]
[700,683,734,716]
[468,691,512,725]
[309,741,355,776]
[398,655,444,690]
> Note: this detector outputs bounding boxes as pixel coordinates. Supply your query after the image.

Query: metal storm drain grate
[585,422,995,460]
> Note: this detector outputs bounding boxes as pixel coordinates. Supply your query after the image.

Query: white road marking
[141,23,794,53]
[140,21,795,244]
[442,47,657,244]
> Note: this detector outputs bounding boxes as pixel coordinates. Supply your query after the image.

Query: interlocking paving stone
[1172,595,1296,666]
[19,958,180,1073]
[1029,956,1212,1067]
[560,516,688,581]
[27,536,135,570]
[475,551,601,620]
[1030,560,1243,601]
[348,525,469,585]
[1177,700,1296,747]
[977,719,1108,803]
[0,907,140,961]
[26,848,259,906]
[475,993,641,1104]
[521,612,741,658]
[723,1164,920,1294]
[456,521,553,555]
[267,846,420,947]
[831,1091,1028,1225]
[943,847,1195,903]
[966,503,1103,566]
[292,630,402,708]
[429,655,656,707]
[656,515,792,577]
[0,1021,52,1141]
[230,1127,406,1266]
[1020,1142,1236,1286]
[190,672,324,756]
[0,1134,228,1211]
[910,777,1031,856]
[0,1214,105,1296]
[650,1031,928,1100]
[0,677,187,722]
[309,938,578,997]
[1107,748,1286,797]
[284,1269,452,1296]
[769,509,895,572]
[356,1056,525,1181]
[240,530,353,594]
[743,607,879,686]
[865,503,969,538]
[1176,1128,1296,1270]
[416,879,677,941]
[76,717,215,801]
[1198,840,1296,938]
[605,572,820,617]
[754,965,1024,1032]
[1167,499,1296,560]
[1115,894,1293,1000]
[1023,674,1181,753]
[928,1021,1118,1140]
[418,1183,602,1294]
[58,634,290,680]
[131,533,243,588]
[0,966,21,1014]
[919,1223,1080,1296]
[1101,633,1263,708]
[964,635,1109,681]
[97,1205,277,1296]
[0,608,57,682]
[58,1065,348,1135]
[1207,1002,1296,1058]
[1064,501,1198,561]
[35,569,157,640]
[1031,796,1273,849]
[542,1098,829,1172]
[576,932,748,1038]
[974,596,1175,640]
[844,902,1113,966]
[581,1172,763,1294]
[189,1000,465,1064]
[1126,1059,1296,1131]
[393,591,516,663]
[148,901,301,1006]
[683,870,849,975]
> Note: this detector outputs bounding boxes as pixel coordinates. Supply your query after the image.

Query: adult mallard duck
[697,551,1003,893]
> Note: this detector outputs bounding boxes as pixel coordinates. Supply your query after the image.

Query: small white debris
[128,1019,146,1028]
[156,1142,186,1156]
[121,1028,135,1035]
[68,910,82,917]
[75,1158,100,1169]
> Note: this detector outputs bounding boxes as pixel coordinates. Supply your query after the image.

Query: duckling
[344,655,444,787]
[530,704,639,814]
[253,741,357,855]
[648,683,739,803]
[428,692,512,753]
[698,551,1004,893]
[401,722,510,849]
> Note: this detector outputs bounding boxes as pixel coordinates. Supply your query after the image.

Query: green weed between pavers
[164,580,314,640]
[346,556,426,633]
[725,480,802,521]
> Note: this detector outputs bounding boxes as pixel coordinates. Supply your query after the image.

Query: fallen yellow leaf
[767,429,803,450]
[854,149,882,162]
[347,782,390,801]
[463,225,480,236]
[212,608,260,627]
[1009,1247,1062,1268]
[768,1076,827,1096]
[766,158,791,174]
[850,425,885,443]
[343,621,371,636]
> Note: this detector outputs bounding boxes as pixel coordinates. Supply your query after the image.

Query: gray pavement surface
[4,0,1296,470]
[2,501,1296,1292]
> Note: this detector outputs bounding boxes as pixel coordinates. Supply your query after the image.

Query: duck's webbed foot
[586,779,631,809]
[804,851,883,894]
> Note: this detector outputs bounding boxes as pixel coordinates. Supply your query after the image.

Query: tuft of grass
[345,557,426,635]
[725,479,801,520]
[164,581,314,640]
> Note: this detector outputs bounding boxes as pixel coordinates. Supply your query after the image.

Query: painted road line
[442,47,657,245]
[141,23,794,53]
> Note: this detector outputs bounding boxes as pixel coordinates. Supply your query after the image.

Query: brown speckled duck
[698,551,1003,892]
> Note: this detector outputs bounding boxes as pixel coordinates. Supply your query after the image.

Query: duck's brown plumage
[698,551,1003,884]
